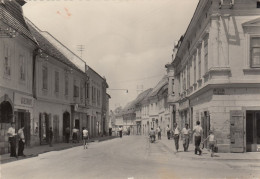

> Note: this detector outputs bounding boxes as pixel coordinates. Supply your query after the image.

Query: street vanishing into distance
[1,136,259,179]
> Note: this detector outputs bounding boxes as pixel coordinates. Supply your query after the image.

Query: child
[205,130,216,157]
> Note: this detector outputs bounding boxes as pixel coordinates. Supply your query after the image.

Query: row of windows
[3,44,27,81]
[42,65,101,105]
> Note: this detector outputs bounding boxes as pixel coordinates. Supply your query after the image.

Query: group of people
[7,122,26,158]
[171,121,216,157]
[148,126,162,142]
[151,121,217,157]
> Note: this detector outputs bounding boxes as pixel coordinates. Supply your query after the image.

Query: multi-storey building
[0,0,37,154]
[167,0,260,152]
[26,19,88,145]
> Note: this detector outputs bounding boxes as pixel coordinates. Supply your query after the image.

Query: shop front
[14,93,34,147]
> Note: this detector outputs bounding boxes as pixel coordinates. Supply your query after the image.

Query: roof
[149,75,168,97]
[135,88,153,105]
[26,18,85,75]
[0,1,36,43]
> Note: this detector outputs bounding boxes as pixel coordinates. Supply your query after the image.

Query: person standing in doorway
[193,121,203,155]
[82,127,89,149]
[119,126,123,138]
[157,126,161,140]
[65,126,70,143]
[72,126,78,143]
[49,127,53,147]
[7,122,17,158]
[181,123,191,152]
[173,123,180,152]
[18,127,26,157]
[166,125,171,140]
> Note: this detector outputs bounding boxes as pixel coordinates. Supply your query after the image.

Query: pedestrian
[72,126,78,143]
[65,126,70,143]
[82,127,89,149]
[119,126,123,138]
[173,123,180,152]
[49,127,53,147]
[157,126,161,140]
[7,122,17,158]
[166,125,171,140]
[149,127,156,143]
[205,130,217,157]
[192,121,203,155]
[181,123,191,152]
[18,126,26,157]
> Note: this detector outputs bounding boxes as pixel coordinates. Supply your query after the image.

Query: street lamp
[107,89,128,93]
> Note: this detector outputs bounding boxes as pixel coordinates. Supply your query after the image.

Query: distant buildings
[166,0,260,153]
[113,76,170,136]
[0,0,109,154]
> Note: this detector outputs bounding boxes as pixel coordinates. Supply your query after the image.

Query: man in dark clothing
[7,122,17,158]
[49,127,53,147]
[18,127,26,157]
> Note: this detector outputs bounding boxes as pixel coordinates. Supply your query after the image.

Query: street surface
[1,136,259,179]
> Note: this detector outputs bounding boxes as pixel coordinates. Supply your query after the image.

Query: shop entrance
[15,110,30,146]
[39,113,50,145]
[0,101,13,124]
[246,111,260,152]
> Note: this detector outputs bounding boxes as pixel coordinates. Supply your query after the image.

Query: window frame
[250,36,260,68]
[42,65,48,90]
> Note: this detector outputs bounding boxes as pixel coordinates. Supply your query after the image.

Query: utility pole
[77,45,85,59]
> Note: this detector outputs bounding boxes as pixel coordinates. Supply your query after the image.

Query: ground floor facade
[175,85,260,153]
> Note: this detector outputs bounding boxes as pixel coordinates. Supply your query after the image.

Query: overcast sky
[23,0,199,110]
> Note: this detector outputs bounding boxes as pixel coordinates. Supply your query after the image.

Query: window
[187,64,190,88]
[193,55,196,83]
[258,1,260,8]
[4,44,10,76]
[65,74,68,96]
[251,37,260,68]
[74,85,79,97]
[19,55,25,81]
[172,79,174,94]
[183,66,186,90]
[86,83,89,99]
[80,81,84,101]
[42,66,48,90]
[198,48,201,79]
[204,38,208,73]
[55,71,59,92]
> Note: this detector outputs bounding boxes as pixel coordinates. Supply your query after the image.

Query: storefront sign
[14,93,34,108]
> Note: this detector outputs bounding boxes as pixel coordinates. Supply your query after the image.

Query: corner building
[168,0,260,152]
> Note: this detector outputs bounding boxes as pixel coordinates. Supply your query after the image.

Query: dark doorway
[15,111,30,146]
[75,119,80,129]
[63,112,70,139]
[246,111,260,152]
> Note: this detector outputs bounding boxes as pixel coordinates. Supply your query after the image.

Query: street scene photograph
[0,0,260,178]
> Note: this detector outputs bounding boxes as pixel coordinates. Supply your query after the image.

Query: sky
[23,0,199,110]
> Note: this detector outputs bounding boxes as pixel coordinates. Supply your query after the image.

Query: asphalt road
[1,136,259,179]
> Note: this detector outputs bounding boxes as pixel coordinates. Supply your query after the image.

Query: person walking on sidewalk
[7,122,17,158]
[193,121,203,155]
[82,127,89,149]
[181,123,191,152]
[65,126,70,143]
[166,125,171,140]
[157,126,161,140]
[72,126,78,143]
[119,126,123,138]
[173,123,180,152]
[49,127,53,147]
[18,127,26,157]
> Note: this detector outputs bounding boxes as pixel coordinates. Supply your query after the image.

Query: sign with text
[14,93,34,108]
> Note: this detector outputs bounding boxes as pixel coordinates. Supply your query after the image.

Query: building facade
[0,0,37,154]
[167,0,260,152]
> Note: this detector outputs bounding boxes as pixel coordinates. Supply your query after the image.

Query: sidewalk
[159,136,260,161]
[0,136,118,164]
